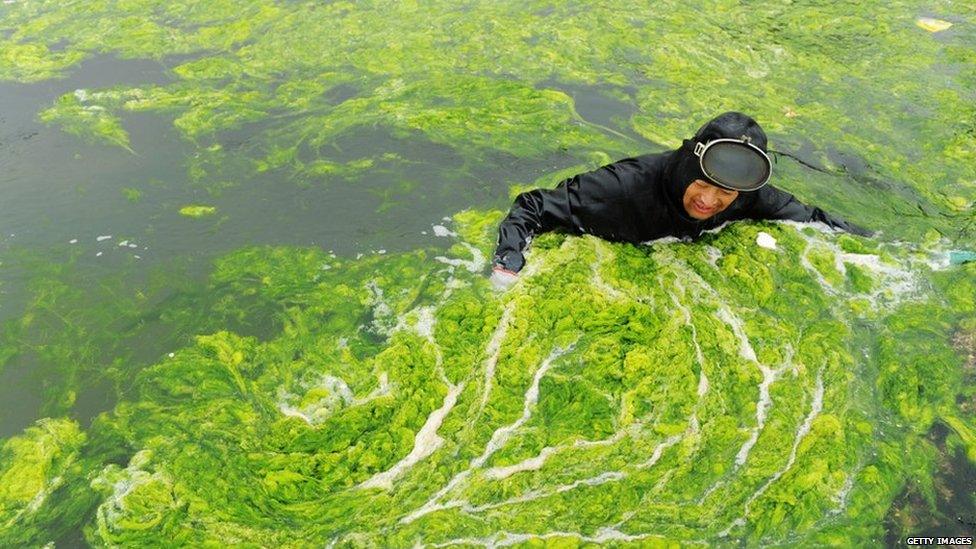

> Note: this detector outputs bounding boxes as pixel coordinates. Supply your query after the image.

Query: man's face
[682,179,739,220]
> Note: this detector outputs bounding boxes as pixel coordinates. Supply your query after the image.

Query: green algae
[0,418,95,546]
[3,209,973,546]
[178,204,217,217]
[0,42,85,82]
[1,0,975,545]
[5,0,972,242]
[39,91,133,152]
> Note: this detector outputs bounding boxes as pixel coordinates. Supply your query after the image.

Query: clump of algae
[2,208,972,546]
[178,204,217,218]
[0,418,95,546]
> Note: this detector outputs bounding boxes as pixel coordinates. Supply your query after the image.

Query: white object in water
[96,235,112,242]
[756,232,777,250]
[432,224,455,237]
[69,239,78,244]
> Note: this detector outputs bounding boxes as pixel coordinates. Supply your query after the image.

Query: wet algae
[1,0,975,546]
[2,213,975,545]
[2,0,972,241]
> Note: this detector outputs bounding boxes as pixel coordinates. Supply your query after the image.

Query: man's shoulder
[601,151,669,187]
[616,151,671,172]
[620,151,670,195]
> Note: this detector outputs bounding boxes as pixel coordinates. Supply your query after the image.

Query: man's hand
[490,265,519,291]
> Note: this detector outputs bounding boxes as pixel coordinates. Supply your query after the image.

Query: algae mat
[1,0,975,546]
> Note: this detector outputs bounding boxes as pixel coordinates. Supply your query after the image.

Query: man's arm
[745,185,875,237]
[493,185,575,273]
[493,160,637,274]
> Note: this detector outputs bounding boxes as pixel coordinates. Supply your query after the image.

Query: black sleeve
[745,185,875,237]
[492,160,638,272]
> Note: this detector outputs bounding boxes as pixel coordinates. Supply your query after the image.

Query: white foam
[484,430,629,481]
[704,245,723,267]
[365,280,395,336]
[430,525,686,548]
[359,381,464,490]
[590,245,625,300]
[637,434,682,469]
[401,343,575,524]
[465,471,625,514]
[483,446,558,480]
[721,371,825,536]
[478,303,515,412]
[412,306,436,338]
[277,373,377,425]
[475,346,569,469]
[715,307,758,363]
[434,242,486,273]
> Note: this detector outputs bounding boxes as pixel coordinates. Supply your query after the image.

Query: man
[490,112,873,289]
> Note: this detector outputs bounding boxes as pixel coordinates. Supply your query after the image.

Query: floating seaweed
[2,209,973,545]
[1,0,974,545]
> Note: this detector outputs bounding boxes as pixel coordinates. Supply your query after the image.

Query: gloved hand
[490,265,519,291]
[490,251,524,291]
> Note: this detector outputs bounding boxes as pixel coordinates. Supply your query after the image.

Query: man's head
[667,112,770,220]
[693,111,768,152]
[682,178,739,219]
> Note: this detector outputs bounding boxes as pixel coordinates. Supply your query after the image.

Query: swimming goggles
[693,136,771,192]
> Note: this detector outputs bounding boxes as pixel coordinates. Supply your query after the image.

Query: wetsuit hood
[662,112,769,223]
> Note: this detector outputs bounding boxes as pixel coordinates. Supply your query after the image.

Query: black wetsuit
[492,140,873,273]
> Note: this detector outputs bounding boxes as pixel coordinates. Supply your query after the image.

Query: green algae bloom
[5,0,971,242]
[4,210,974,546]
[1,0,975,546]
[178,205,217,218]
